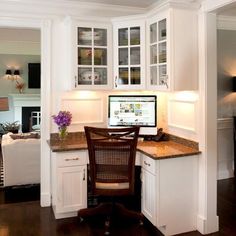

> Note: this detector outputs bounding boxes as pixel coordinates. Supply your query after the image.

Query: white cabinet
[113,20,146,90]
[141,153,198,236]
[51,150,87,219]
[147,8,198,91]
[141,155,157,226]
[70,20,112,90]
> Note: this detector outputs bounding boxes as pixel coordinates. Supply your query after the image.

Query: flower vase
[58,127,68,141]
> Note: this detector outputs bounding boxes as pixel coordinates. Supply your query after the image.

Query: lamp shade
[14,69,20,75]
[5,69,12,75]
[233,76,236,92]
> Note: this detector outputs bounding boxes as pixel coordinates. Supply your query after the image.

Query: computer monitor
[108,95,157,135]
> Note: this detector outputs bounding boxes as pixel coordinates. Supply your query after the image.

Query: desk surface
[48,132,200,160]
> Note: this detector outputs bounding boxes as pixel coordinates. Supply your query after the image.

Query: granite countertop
[48,132,200,160]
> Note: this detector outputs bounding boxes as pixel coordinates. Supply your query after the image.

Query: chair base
[78,202,144,234]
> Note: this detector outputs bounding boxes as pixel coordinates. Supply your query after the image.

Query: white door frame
[0,16,52,206]
[197,0,235,234]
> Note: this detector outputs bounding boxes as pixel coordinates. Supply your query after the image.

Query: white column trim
[197,10,219,234]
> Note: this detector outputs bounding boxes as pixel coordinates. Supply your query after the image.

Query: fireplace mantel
[9,94,41,131]
[10,94,41,107]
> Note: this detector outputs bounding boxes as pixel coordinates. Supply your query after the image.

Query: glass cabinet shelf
[76,26,108,87]
[117,26,141,86]
[149,18,168,89]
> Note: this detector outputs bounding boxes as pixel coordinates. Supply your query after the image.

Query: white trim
[197,11,219,234]
[217,117,233,129]
[0,16,52,207]
[217,15,236,30]
[40,19,52,207]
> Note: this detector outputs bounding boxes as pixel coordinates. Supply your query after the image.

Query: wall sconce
[5,69,20,80]
[5,69,13,80]
[13,69,20,80]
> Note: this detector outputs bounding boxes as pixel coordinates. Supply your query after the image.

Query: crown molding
[0,0,146,18]
[217,15,236,30]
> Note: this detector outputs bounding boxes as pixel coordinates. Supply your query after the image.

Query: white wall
[216,29,236,179]
[0,54,40,124]
[217,29,236,118]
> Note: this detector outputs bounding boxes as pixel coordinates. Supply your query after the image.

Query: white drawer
[141,154,156,175]
[56,151,88,167]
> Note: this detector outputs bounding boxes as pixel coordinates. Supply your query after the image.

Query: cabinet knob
[65,157,79,161]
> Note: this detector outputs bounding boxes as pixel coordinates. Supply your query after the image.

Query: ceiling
[63,0,159,8]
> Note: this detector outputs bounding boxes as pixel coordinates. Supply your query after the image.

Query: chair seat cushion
[96,182,129,190]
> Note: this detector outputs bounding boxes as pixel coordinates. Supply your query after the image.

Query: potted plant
[3,121,20,133]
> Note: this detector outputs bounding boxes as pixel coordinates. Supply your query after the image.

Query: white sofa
[1,132,40,187]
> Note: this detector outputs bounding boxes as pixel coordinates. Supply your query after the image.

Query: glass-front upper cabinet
[113,20,145,90]
[72,22,112,90]
[147,17,169,90]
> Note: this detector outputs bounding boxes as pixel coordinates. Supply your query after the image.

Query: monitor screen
[108,95,157,135]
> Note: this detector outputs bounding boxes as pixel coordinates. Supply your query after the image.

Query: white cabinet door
[147,8,198,91]
[147,14,168,90]
[113,20,146,90]
[57,165,87,213]
[71,20,112,90]
[141,160,157,225]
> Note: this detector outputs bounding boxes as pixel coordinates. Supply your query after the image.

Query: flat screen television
[28,63,41,89]
[108,95,157,135]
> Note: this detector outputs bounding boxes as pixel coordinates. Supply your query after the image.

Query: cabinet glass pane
[159,42,166,63]
[158,19,166,41]
[150,45,157,64]
[94,48,107,65]
[118,68,129,85]
[130,47,140,65]
[78,27,92,45]
[94,28,107,46]
[150,23,157,44]
[159,65,167,85]
[94,68,107,85]
[119,48,128,65]
[119,28,128,46]
[78,68,92,85]
[78,48,92,65]
[131,67,140,84]
[130,27,140,45]
[150,66,157,85]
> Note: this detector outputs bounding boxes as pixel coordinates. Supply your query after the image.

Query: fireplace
[22,107,40,132]
[10,94,41,133]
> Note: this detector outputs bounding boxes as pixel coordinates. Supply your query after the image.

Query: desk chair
[78,126,143,235]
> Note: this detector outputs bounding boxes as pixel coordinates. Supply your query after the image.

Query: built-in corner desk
[48,132,200,236]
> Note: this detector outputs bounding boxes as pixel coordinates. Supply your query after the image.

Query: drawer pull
[144,161,150,167]
[65,157,79,161]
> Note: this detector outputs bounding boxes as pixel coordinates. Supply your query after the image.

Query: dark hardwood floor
[0,178,236,235]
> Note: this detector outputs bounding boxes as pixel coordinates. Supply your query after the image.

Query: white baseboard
[197,214,219,234]
[40,192,51,207]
